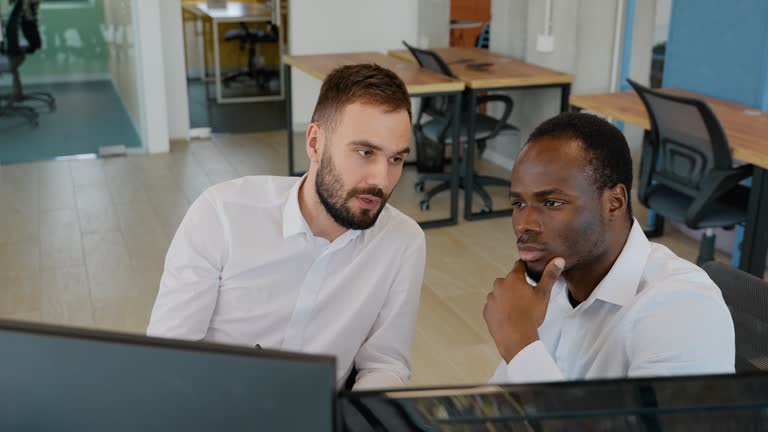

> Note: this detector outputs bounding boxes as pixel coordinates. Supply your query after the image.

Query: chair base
[416,172,510,213]
[0,103,39,127]
[1,91,56,113]
[696,231,716,266]
[644,214,666,238]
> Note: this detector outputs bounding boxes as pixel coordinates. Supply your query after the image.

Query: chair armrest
[476,94,514,140]
[685,164,753,227]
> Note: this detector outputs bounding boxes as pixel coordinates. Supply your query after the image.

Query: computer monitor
[0,319,336,431]
[339,372,768,430]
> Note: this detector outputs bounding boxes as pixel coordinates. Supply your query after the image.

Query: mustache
[346,187,386,200]
[517,233,544,247]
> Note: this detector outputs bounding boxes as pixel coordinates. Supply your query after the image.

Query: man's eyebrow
[509,188,569,199]
[349,140,411,155]
[533,188,568,197]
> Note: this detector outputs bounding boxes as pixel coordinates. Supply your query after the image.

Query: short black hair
[526,112,634,222]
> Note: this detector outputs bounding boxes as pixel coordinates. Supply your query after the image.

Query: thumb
[536,257,565,300]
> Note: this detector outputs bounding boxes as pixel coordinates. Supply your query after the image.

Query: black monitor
[339,372,768,431]
[0,319,336,431]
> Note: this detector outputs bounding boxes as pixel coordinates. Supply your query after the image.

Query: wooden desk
[193,2,272,21]
[184,1,283,104]
[570,90,768,277]
[388,47,573,90]
[284,52,464,95]
[283,52,466,229]
[389,47,574,221]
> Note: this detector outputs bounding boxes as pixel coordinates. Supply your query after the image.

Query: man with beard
[148,64,425,390]
[483,112,735,383]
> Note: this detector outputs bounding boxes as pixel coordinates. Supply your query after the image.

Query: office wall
[288,0,419,130]
[487,0,655,167]
[103,0,142,137]
[417,0,450,49]
[159,0,191,141]
[132,0,170,153]
[0,0,110,85]
[664,0,768,110]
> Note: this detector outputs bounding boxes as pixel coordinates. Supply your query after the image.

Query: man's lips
[517,244,546,262]
[356,195,382,209]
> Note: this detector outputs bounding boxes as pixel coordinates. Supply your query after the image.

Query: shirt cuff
[490,340,564,384]
[352,369,407,391]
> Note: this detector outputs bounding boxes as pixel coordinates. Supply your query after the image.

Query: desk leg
[560,84,571,113]
[739,167,768,277]
[449,91,462,225]
[285,63,296,176]
[213,19,223,104]
[463,89,477,220]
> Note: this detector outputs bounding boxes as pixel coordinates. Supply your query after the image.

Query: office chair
[1,0,55,113]
[403,41,519,212]
[628,79,752,265]
[0,51,37,126]
[702,261,768,372]
[223,22,279,90]
[475,21,490,49]
[0,3,38,126]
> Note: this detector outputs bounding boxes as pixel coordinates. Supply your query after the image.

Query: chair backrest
[402,41,456,122]
[702,261,768,373]
[402,41,455,78]
[628,79,734,197]
[475,21,490,49]
[4,0,41,56]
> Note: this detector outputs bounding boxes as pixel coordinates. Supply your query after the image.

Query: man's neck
[564,222,633,305]
[298,174,348,243]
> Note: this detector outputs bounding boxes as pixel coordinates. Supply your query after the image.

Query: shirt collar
[581,219,650,308]
[281,175,363,246]
[282,175,312,239]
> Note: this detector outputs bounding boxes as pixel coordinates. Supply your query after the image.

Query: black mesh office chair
[1,0,55,113]
[0,1,38,126]
[223,22,278,89]
[702,261,768,372]
[628,79,752,265]
[404,41,519,212]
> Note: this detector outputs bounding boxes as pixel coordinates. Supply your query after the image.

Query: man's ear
[306,123,323,164]
[605,183,629,222]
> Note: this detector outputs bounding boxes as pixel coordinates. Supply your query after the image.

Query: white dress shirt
[147,176,426,390]
[491,220,735,384]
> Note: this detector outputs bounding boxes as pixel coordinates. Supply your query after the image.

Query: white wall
[159,0,191,141]
[487,0,656,165]
[103,0,143,137]
[132,0,170,153]
[417,0,450,48]
[288,0,419,130]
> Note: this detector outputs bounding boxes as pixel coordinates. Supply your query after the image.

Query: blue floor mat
[0,80,142,165]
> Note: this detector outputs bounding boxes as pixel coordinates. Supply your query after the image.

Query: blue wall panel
[664,0,768,108]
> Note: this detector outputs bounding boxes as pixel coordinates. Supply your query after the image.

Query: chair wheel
[414,182,424,192]
[480,205,492,213]
[419,200,430,211]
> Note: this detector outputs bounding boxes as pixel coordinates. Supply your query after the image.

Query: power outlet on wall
[536,34,555,53]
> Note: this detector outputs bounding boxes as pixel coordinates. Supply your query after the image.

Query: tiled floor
[0,131,735,387]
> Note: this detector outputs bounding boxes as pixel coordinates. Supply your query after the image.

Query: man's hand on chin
[483,257,565,363]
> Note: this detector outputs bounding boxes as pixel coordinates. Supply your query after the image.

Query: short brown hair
[311,64,412,132]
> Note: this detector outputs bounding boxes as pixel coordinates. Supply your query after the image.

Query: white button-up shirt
[147,176,426,389]
[491,220,735,384]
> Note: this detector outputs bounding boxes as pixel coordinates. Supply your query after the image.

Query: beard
[315,150,389,230]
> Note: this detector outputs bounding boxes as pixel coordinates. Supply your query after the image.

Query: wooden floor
[0,131,737,387]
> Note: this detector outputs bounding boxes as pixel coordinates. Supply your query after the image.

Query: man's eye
[544,200,563,207]
[511,201,526,209]
[357,149,372,158]
[390,156,404,164]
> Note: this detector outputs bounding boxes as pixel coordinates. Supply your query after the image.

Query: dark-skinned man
[484,112,735,383]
